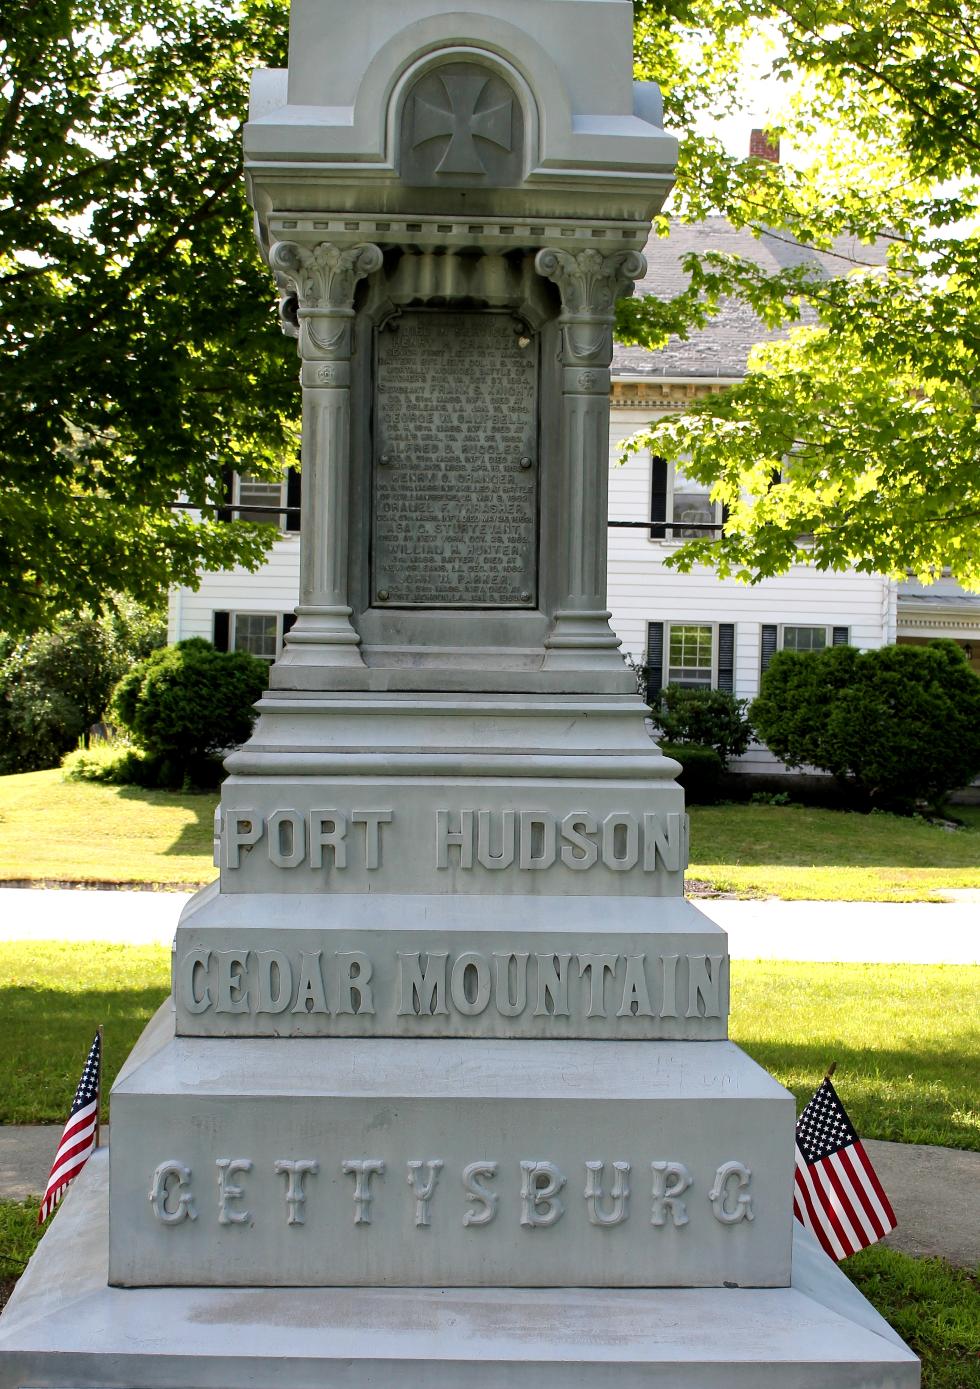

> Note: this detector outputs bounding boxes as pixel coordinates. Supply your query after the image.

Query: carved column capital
[269,240,384,313]
[534,247,647,320]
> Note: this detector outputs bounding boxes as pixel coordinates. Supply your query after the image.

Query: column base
[543,610,631,672]
[275,605,365,672]
[0,1151,919,1389]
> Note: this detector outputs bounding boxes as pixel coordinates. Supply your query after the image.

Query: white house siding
[168,532,301,647]
[607,408,894,773]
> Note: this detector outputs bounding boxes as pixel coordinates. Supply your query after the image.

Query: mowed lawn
[0,943,976,1151]
[0,769,217,886]
[688,803,980,901]
[0,769,978,898]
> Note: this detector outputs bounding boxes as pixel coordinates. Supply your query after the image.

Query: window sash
[235,474,286,527]
[781,625,829,653]
[233,613,279,661]
[666,623,715,688]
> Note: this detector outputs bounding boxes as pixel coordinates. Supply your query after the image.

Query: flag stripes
[793,1076,896,1261]
[38,1031,102,1225]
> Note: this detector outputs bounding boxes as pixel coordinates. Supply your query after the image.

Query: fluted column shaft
[269,240,382,667]
[535,248,647,669]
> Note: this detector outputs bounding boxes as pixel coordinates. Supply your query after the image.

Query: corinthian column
[534,247,646,670]
[269,240,383,668]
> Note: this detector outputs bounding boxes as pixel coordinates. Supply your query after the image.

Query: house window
[650,458,724,540]
[212,611,296,660]
[646,621,736,699]
[217,469,301,531]
[760,624,850,674]
[236,475,286,527]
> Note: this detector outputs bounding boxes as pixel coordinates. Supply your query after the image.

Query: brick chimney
[749,128,780,163]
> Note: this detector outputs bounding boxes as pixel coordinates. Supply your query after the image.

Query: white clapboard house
[168,216,980,778]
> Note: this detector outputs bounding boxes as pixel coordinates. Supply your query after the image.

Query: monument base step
[0,1151,918,1389]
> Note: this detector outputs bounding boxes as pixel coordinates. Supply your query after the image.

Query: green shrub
[61,744,160,787]
[653,685,753,767]
[660,741,723,803]
[0,602,166,774]
[111,638,268,788]
[751,640,980,810]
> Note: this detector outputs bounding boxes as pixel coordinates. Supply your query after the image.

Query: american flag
[38,1030,101,1225]
[794,1076,897,1260]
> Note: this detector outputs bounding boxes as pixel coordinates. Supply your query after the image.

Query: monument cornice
[264,211,650,256]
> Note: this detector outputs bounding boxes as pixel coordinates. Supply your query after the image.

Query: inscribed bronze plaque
[373,312,538,607]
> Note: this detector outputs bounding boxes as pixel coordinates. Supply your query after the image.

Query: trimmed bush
[654,685,752,767]
[660,741,723,803]
[111,638,269,788]
[751,640,980,810]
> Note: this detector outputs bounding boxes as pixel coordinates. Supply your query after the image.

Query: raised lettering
[290,951,329,1015]
[534,953,572,1017]
[643,811,684,872]
[651,1161,691,1226]
[181,949,211,1014]
[275,1159,319,1225]
[436,809,474,869]
[148,1161,197,1225]
[216,1157,251,1226]
[617,954,654,1017]
[687,954,725,1019]
[462,1161,499,1226]
[215,950,250,1014]
[225,811,261,869]
[518,812,556,870]
[342,1159,384,1224]
[450,952,491,1016]
[602,813,639,871]
[577,953,618,1018]
[709,1161,754,1224]
[477,810,516,869]
[661,954,679,1018]
[334,951,374,1015]
[406,1160,443,1226]
[268,809,306,869]
[492,952,529,1017]
[397,952,449,1016]
[256,950,293,1014]
[520,1161,566,1228]
[309,811,347,869]
[584,1161,630,1226]
[352,809,392,869]
[560,813,599,870]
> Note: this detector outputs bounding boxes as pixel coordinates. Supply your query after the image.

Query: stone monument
[0,2,918,1384]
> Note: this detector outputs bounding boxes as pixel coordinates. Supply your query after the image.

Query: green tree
[0,600,165,771]
[1,0,295,633]
[625,0,980,587]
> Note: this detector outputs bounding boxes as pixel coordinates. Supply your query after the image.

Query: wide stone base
[0,1152,918,1389]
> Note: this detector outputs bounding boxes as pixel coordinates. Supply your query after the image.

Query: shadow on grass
[1,983,170,1124]
[113,785,217,859]
[733,1037,979,1150]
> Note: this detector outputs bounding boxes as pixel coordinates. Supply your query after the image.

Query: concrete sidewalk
[1,1125,975,1269]
[0,886,976,963]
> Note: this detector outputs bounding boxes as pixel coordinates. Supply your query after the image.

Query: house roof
[613,219,887,380]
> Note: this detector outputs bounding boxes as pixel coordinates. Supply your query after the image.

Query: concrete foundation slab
[0,1152,919,1389]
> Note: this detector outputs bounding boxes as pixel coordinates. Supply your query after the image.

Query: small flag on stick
[38,1028,102,1225]
[794,1070,896,1260]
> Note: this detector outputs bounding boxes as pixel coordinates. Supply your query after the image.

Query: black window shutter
[213,611,230,652]
[282,612,297,637]
[216,468,235,523]
[646,621,664,700]
[286,467,302,532]
[720,502,730,531]
[832,626,850,646]
[650,458,667,539]
[717,623,735,692]
[760,623,778,674]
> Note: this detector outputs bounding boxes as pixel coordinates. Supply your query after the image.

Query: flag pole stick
[95,1025,104,1150]
[824,1061,837,1081]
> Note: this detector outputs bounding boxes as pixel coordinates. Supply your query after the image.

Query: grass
[0,944,977,1152]
[730,961,980,1151]
[0,1201,972,1386]
[1,771,978,899]
[689,803,980,901]
[844,1246,980,1389]
[0,768,216,886]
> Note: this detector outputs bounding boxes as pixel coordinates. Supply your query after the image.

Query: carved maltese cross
[412,73,513,176]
